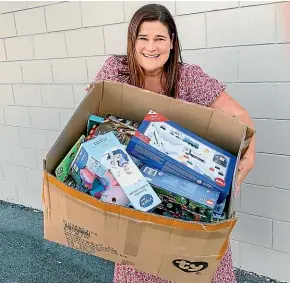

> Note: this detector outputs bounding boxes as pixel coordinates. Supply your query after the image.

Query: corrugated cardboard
[42,81,255,283]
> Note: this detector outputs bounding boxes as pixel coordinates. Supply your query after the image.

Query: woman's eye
[138,37,147,40]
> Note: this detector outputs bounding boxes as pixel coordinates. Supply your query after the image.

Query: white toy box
[71,131,161,212]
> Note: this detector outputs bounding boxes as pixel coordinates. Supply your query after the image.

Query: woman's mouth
[142,54,160,58]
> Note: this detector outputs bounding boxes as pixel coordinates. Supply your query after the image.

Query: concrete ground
[0,200,285,283]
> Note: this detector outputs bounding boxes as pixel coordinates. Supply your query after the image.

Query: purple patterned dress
[92,55,237,283]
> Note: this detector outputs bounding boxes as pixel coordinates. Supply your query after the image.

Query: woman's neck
[144,71,165,94]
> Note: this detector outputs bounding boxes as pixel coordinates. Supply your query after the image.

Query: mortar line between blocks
[102,26,107,56]
[204,12,208,47]
[2,39,8,61]
[271,219,274,249]
[237,240,290,256]
[63,32,69,58]
[43,6,48,32]
[79,1,84,28]
[274,3,278,43]
[237,47,240,82]
[12,12,18,36]
[272,152,275,188]
[49,60,55,83]
[31,36,36,59]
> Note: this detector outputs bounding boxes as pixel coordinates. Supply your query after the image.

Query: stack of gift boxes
[54,110,237,223]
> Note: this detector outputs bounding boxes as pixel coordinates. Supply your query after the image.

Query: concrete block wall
[0,1,289,281]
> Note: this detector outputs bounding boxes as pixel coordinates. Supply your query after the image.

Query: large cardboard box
[42,81,254,283]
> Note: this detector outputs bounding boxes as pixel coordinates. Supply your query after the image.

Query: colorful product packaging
[126,110,237,203]
[70,131,161,212]
[93,114,139,146]
[86,114,104,135]
[54,135,85,182]
[140,165,220,222]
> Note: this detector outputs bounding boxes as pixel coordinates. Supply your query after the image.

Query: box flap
[45,82,104,173]
[98,81,252,156]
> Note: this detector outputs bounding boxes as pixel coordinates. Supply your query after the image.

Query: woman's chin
[142,65,163,75]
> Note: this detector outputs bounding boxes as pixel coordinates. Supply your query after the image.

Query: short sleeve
[181,64,226,106]
[86,55,129,92]
[94,56,123,83]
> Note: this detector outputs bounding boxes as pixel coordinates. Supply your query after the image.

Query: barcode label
[144,167,157,176]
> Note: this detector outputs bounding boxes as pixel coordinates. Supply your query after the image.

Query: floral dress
[92,55,237,283]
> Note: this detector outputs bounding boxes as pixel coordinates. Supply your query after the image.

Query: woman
[90,4,255,283]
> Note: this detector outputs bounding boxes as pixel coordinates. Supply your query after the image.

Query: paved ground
[0,200,285,283]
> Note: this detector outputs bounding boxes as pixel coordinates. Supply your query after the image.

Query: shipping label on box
[126,110,237,203]
[140,165,219,222]
[71,131,161,212]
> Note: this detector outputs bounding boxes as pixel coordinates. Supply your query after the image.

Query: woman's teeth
[143,54,159,58]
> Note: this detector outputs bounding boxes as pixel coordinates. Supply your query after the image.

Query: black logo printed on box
[172,259,208,273]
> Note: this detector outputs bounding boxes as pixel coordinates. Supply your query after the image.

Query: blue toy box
[70,131,161,212]
[126,110,237,203]
[140,165,219,210]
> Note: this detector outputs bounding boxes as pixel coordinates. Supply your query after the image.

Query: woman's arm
[209,91,256,196]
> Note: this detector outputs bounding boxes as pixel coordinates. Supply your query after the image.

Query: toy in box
[140,165,219,223]
[86,114,104,135]
[126,110,237,203]
[69,142,130,206]
[92,114,140,146]
[213,198,227,215]
[54,135,85,182]
[70,131,161,212]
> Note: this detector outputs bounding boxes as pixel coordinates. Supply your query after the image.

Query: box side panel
[158,254,221,283]
[227,127,247,218]
[43,172,235,276]
[45,82,104,173]
[205,110,246,155]
[98,81,124,118]
[133,223,231,273]
[103,82,249,156]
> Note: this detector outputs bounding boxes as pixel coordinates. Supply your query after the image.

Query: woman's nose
[146,40,157,51]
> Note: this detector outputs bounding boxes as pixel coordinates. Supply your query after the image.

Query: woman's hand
[210,91,256,197]
[235,151,255,197]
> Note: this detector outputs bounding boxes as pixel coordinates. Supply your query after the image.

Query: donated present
[140,165,219,223]
[126,110,237,203]
[70,131,161,212]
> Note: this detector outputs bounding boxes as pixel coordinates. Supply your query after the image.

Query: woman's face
[135,21,173,75]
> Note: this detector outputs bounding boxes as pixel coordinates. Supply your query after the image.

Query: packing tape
[216,218,237,260]
[123,219,144,257]
[44,172,236,232]
[120,259,135,266]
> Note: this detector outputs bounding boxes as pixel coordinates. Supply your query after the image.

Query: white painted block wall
[0,1,289,281]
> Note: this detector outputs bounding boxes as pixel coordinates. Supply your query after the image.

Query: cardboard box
[126,110,237,203]
[42,81,255,283]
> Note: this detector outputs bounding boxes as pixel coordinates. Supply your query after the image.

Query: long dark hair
[127,4,183,98]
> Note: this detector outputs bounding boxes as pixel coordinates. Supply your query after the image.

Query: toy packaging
[86,114,104,135]
[93,114,139,146]
[55,135,85,182]
[126,110,237,203]
[71,131,161,212]
[214,198,227,215]
[69,140,130,206]
[140,165,219,222]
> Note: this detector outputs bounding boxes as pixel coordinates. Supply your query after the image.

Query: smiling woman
[90,3,255,283]
[126,4,181,97]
